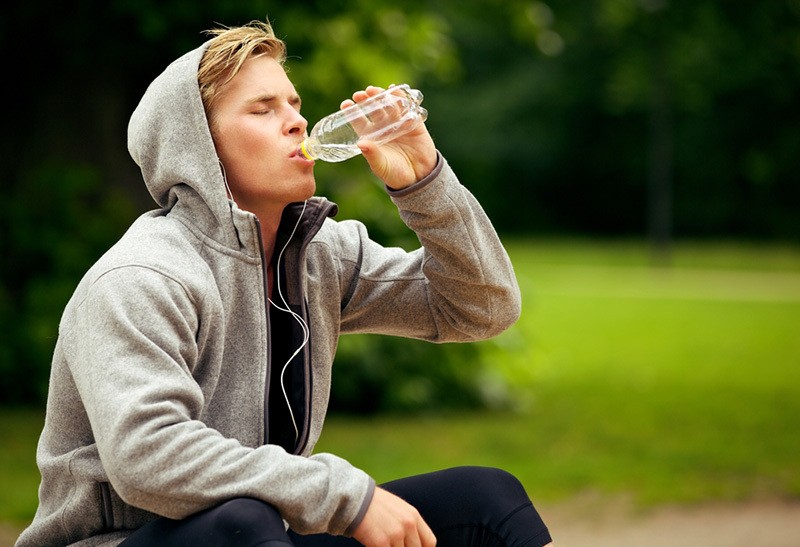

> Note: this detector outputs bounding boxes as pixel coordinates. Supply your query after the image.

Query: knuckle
[401,514,417,531]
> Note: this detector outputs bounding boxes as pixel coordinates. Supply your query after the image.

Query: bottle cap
[300,140,314,161]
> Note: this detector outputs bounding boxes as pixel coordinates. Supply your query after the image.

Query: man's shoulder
[104,212,201,268]
[72,212,214,299]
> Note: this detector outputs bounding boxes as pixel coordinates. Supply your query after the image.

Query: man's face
[210,55,316,216]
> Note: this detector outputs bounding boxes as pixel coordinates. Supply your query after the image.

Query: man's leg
[291,466,553,546]
[119,497,293,547]
[381,466,552,546]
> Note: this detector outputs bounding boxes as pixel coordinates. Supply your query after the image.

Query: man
[17,20,553,547]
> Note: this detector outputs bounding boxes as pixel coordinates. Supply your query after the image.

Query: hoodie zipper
[253,201,335,455]
[254,217,276,450]
[255,215,311,456]
[293,290,312,455]
[283,202,329,455]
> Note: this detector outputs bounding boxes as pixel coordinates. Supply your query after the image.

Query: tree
[418,0,800,242]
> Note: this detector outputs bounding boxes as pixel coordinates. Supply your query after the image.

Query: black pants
[119,466,552,546]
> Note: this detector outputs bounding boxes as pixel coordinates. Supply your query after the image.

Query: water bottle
[299,84,428,162]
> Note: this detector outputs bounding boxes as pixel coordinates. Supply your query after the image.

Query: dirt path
[541,498,800,546]
[4,499,800,546]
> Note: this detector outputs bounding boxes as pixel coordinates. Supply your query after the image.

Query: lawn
[4,238,799,535]
[316,239,800,505]
[0,408,45,526]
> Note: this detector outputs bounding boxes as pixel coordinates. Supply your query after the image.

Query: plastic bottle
[299,84,428,162]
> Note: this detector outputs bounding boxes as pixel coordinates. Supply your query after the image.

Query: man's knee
[446,466,528,498]
[391,465,529,518]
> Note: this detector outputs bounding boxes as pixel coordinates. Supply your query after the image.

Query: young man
[17,20,553,547]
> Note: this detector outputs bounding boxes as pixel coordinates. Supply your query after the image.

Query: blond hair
[198,20,287,126]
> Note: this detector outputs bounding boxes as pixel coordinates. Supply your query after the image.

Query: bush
[0,163,136,404]
[331,334,494,414]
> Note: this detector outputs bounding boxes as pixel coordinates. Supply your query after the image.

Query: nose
[286,108,308,136]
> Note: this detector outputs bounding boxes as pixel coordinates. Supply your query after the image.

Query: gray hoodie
[17,39,521,547]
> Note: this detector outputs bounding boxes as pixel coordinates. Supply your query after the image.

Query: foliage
[0,164,136,403]
[419,0,800,240]
[330,335,501,414]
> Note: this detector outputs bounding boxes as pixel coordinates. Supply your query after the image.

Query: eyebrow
[247,94,302,107]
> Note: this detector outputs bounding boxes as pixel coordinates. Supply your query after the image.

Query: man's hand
[340,86,438,190]
[352,486,437,547]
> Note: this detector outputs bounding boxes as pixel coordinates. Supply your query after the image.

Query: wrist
[345,478,376,537]
[386,151,443,197]
[410,149,439,187]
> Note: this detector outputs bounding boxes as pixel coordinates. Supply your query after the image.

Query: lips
[290,145,314,165]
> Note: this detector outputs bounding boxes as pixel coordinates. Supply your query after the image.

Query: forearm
[390,154,521,339]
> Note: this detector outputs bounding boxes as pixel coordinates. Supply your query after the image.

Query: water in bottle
[300,84,428,162]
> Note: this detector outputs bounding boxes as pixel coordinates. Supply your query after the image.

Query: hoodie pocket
[98,481,114,530]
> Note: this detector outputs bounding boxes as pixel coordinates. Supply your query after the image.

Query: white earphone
[267,200,310,445]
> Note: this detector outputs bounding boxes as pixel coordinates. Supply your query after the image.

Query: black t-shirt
[267,301,305,453]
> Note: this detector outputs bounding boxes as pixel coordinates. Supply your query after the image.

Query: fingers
[339,85,405,142]
[404,507,436,546]
[339,85,391,110]
[418,514,437,547]
[380,511,435,547]
[355,85,387,102]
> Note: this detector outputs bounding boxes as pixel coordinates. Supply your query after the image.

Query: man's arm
[334,147,521,343]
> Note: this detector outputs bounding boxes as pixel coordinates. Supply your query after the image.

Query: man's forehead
[222,56,299,101]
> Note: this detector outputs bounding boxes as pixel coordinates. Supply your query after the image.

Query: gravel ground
[541,498,800,547]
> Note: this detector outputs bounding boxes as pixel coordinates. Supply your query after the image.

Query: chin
[299,179,316,199]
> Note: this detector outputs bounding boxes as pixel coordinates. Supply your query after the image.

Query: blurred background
[1,0,799,542]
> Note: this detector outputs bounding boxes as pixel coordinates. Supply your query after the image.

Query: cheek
[216,122,265,167]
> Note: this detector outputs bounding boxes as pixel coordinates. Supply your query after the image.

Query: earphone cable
[267,200,309,445]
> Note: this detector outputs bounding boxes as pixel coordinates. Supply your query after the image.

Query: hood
[127,40,242,249]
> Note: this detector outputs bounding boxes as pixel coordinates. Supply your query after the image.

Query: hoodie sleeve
[338,153,521,341]
[62,265,372,536]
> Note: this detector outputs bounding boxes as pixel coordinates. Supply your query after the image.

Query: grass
[3,238,799,534]
[0,408,45,526]
[316,238,800,506]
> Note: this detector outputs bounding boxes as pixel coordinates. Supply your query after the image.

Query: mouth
[291,143,314,165]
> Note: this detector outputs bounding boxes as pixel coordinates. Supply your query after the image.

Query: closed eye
[290,96,302,112]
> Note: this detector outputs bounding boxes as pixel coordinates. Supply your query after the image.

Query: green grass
[4,238,800,532]
[0,408,45,526]
[316,239,800,506]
